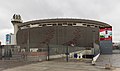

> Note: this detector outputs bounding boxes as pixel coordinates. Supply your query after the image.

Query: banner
[99,28,112,40]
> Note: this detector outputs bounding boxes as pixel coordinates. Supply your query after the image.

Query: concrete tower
[11,14,23,45]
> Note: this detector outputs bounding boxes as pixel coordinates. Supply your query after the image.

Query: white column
[13,23,19,45]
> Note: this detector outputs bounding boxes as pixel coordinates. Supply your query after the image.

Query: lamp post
[47,43,50,61]
[27,26,30,52]
[92,30,95,55]
[63,26,68,62]
[66,46,69,62]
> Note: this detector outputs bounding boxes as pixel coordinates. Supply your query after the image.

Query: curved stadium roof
[19,18,111,27]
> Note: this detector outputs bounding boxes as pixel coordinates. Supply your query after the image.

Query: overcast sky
[0,0,120,44]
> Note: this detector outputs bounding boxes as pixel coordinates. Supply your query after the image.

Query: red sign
[100,28,112,40]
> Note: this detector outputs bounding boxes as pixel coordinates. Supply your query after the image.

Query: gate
[48,44,94,62]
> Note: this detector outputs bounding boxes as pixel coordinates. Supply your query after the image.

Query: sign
[99,28,112,40]
[6,34,11,44]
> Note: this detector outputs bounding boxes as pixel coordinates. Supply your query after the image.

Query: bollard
[105,64,112,69]
[92,61,95,65]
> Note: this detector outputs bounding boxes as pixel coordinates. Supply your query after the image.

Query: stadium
[10,14,112,61]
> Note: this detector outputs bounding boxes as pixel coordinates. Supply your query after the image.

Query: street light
[63,26,69,62]
[47,43,50,61]
[92,30,95,56]
[66,46,69,62]
[27,25,30,52]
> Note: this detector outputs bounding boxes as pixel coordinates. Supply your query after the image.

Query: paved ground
[112,50,120,54]
[1,53,120,71]
[0,60,37,71]
[2,60,110,71]
[96,54,120,67]
[96,53,120,71]
[113,68,120,71]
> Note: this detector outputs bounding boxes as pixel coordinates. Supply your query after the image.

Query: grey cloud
[0,0,120,43]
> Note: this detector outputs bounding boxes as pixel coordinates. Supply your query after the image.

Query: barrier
[92,53,100,65]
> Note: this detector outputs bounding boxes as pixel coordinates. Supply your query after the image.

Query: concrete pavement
[96,54,120,71]
[0,60,37,71]
[96,54,120,67]
[113,68,120,71]
[2,60,110,71]
[2,53,120,71]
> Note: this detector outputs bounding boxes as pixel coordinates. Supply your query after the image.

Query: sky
[0,0,120,44]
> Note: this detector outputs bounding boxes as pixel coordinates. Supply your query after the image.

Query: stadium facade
[10,14,112,61]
